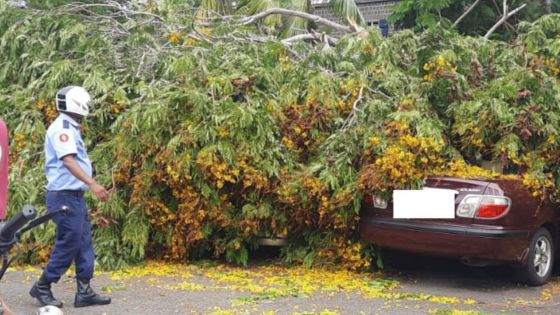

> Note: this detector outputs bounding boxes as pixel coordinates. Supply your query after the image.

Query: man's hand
[62,155,110,202]
[90,182,109,202]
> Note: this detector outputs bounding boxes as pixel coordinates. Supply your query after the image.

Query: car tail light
[456,195,511,219]
[456,195,480,218]
[374,195,388,209]
[363,194,388,209]
[476,196,510,218]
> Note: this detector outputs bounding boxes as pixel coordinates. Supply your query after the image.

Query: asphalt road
[0,251,559,315]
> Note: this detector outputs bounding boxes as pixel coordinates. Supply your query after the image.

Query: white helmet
[35,305,64,315]
[56,86,91,117]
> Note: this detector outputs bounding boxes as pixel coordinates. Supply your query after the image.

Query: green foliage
[391,0,560,39]
[391,0,452,29]
[1,3,560,270]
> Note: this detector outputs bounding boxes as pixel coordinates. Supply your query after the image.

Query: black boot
[74,278,111,307]
[29,273,63,307]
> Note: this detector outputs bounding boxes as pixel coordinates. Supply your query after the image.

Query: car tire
[516,228,554,286]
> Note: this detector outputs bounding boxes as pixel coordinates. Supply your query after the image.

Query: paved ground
[1,251,559,315]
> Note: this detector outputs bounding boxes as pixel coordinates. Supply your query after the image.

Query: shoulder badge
[59,133,70,143]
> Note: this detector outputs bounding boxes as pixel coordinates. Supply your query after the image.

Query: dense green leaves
[1,3,560,270]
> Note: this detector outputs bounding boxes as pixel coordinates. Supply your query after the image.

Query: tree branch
[484,0,527,40]
[281,32,339,46]
[341,86,365,131]
[9,0,27,8]
[65,1,165,22]
[239,8,353,33]
[453,0,482,28]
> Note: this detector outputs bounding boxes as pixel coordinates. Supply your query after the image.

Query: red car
[360,176,560,286]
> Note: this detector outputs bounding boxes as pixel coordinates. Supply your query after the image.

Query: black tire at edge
[516,227,554,287]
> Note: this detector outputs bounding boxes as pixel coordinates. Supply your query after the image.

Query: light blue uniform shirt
[45,113,92,191]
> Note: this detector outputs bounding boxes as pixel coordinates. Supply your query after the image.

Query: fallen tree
[1,2,559,269]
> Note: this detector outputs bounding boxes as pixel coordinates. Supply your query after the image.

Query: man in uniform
[29,86,111,308]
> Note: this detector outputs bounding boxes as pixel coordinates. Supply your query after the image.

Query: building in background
[311,0,400,35]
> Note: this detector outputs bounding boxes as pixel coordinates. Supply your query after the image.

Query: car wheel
[517,228,554,286]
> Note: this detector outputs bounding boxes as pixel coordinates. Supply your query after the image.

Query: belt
[47,190,85,197]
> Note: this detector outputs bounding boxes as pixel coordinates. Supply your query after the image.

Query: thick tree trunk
[240,8,354,33]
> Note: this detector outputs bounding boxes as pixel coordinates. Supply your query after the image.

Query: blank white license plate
[393,188,456,219]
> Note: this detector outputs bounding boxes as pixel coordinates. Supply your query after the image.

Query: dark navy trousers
[44,191,94,282]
